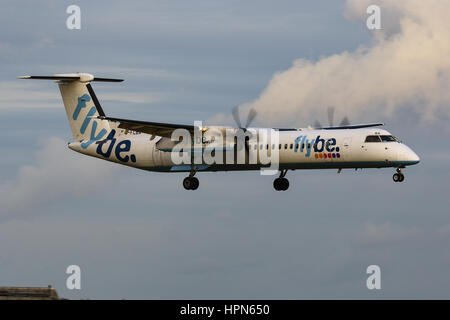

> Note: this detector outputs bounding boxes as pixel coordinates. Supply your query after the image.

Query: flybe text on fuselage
[293,135,340,158]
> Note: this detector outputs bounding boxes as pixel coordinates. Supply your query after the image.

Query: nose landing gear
[274,170,289,191]
[393,168,405,183]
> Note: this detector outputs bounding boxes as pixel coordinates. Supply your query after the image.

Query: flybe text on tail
[73,94,107,148]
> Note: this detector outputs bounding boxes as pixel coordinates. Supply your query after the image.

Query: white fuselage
[68,127,420,173]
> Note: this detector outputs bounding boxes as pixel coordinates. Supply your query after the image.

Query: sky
[0,0,450,299]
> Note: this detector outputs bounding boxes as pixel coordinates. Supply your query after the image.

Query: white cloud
[0,137,116,220]
[247,0,450,126]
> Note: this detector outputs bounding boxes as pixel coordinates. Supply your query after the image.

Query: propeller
[232,105,257,151]
[314,120,322,129]
[327,106,334,127]
[232,105,257,129]
[340,116,350,126]
[314,107,350,128]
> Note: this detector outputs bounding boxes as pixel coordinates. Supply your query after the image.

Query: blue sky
[0,0,450,299]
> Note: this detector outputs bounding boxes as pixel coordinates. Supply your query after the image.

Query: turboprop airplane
[18,73,420,191]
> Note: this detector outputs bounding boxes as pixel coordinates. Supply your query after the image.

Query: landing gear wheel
[393,171,405,183]
[190,177,199,190]
[274,178,289,191]
[183,177,193,190]
[281,178,289,190]
[183,177,199,190]
[393,173,400,182]
[274,178,281,191]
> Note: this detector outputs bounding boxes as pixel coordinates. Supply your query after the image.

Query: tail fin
[18,73,123,144]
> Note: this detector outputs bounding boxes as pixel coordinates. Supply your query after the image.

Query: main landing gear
[274,170,289,191]
[393,167,405,183]
[183,166,199,190]
[183,176,199,190]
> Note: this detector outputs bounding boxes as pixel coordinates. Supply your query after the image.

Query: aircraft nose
[406,147,420,165]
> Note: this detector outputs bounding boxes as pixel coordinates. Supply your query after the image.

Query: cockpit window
[365,135,381,142]
[380,135,398,142]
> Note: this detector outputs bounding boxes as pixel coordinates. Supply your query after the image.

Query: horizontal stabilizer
[18,73,123,83]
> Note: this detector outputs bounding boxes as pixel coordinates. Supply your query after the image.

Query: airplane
[18,73,420,191]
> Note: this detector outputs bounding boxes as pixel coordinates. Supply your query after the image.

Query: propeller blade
[232,105,242,128]
[245,108,257,128]
[327,107,334,127]
[340,116,350,126]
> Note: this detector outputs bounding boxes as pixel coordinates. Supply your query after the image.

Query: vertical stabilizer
[18,73,123,145]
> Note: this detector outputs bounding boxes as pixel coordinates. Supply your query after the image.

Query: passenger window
[365,135,381,143]
[260,144,263,150]
[272,144,275,150]
[279,144,282,149]
[290,144,293,149]
[266,144,269,150]
[284,144,288,149]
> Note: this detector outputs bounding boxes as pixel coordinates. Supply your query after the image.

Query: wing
[99,116,196,138]
[319,123,384,130]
